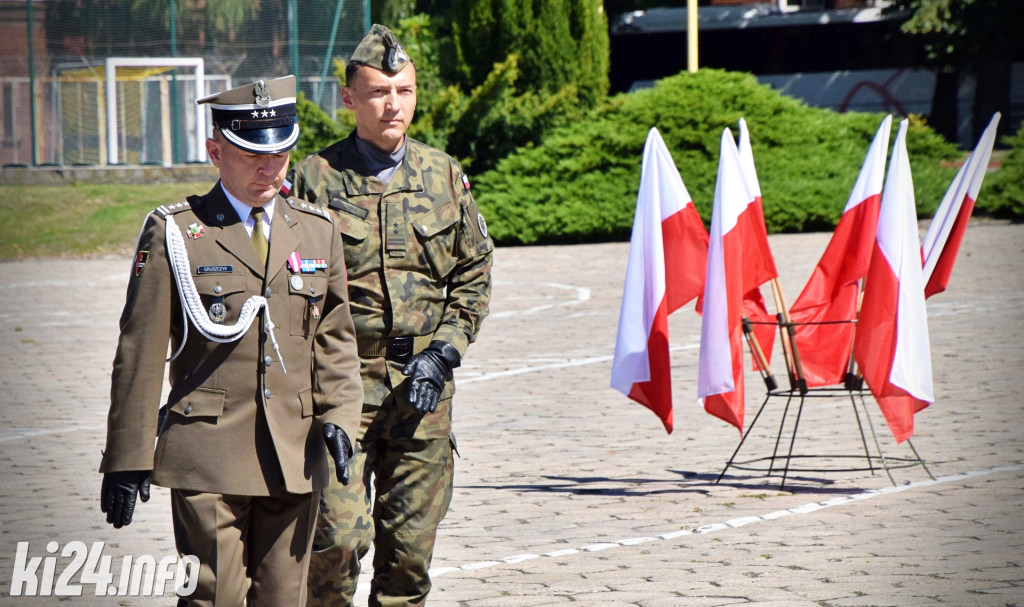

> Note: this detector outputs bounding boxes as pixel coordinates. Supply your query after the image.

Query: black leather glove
[100,470,151,529]
[402,340,461,414]
[323,423,353,485]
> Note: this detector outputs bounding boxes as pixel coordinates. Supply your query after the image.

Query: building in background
[609,0,1024,146]
[3,0,1021,167]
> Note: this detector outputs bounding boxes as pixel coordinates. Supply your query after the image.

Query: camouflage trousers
[308,398,455,607]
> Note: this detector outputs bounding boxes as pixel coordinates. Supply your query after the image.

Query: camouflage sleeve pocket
[412,203,459,279]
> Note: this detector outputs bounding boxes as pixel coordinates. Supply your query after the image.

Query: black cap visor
[218,121,299,155]
[211,104,299,154]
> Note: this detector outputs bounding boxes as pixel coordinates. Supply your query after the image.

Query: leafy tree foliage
[884,0,1024,143]
[293,92,345,165]
[380,16,584,174]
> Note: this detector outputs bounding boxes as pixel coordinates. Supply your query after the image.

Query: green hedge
[473,69,963,246]
[981,124,1024,218]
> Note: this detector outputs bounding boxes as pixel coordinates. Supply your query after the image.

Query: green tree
[885,0,1024,144]
[449,0,609,107]
[381,14,584,173]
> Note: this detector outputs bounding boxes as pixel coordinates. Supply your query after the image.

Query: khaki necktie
[250,206,269,266]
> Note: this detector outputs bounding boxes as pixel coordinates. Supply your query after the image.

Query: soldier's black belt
[357,335,433,363]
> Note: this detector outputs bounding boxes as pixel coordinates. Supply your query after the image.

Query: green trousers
[308,397,455,607]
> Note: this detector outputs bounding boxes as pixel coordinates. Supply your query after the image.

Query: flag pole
[770,277,807,394]
[843,279,867,390]
[687,0,698,73]
[743,316,778,390]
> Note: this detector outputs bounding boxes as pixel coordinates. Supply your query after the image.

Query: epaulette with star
[286,197,332,221]
[155,196,203,217]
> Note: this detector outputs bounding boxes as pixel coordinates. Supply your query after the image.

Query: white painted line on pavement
[0,424,105,443]
[488,282,591,319]
[429,462,1024,579]
[460,344,699,384]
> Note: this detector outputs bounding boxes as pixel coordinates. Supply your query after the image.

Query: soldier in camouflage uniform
[287,24,493,607]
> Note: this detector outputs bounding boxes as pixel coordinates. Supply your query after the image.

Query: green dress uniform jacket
[288,133,493,413]
[99,184,363,497]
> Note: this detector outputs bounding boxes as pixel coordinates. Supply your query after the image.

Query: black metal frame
[715,385,934,491]
[717,310,934,491]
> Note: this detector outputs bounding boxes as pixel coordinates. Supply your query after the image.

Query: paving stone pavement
[0,220,1021,606]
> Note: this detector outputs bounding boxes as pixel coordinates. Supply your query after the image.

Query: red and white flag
[853,119,933,443]
[922,112,1001,299]
[789,115,892,387]
[698,129,757,432]
[736,118,779,369]
[612,127,709,434]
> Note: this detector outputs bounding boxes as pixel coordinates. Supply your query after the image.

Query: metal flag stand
[715,280,934,491]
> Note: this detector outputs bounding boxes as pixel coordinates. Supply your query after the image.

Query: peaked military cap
[196,75,299,154]
[348,24,410,75]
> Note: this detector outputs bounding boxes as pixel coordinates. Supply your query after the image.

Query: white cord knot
[165,216,287,373]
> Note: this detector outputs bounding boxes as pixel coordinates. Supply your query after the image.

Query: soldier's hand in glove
[101,470,151,529]
[402,340,461,414]
[323,423,353,485]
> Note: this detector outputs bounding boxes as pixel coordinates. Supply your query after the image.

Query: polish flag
[922,113,1001,299]
[789,115,892,387]
[611,127,709,434]
[698,129,757,432]
[853,119,933,443]
[736,119,779,368]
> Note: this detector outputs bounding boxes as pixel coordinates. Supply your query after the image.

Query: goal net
[105,58,208,166]
[51,59,227,167]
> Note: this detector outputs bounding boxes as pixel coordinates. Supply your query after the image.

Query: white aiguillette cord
[164,216,287,373]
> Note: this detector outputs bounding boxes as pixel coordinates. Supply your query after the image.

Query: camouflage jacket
[288,134,493,405]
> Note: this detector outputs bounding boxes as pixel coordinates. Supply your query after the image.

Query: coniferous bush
[473,69,962,245]
[981,124,1024,218]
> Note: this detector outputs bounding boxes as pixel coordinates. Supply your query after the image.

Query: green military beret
[348,24,410,75]
[196,76,298,154]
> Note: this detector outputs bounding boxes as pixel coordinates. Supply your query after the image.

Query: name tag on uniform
[198,265,233,274]
[327,195,369,220]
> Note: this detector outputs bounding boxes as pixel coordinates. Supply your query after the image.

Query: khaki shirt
[100,184,363,496]
[288,134,493,407]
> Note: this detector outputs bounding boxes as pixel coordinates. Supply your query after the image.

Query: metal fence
[1,0,367,168]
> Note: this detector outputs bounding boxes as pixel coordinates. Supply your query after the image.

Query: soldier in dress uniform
[287,24,494,607]
[98,75,364,606]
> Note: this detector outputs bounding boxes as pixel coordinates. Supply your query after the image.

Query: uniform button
[264,287,273,297]
[264,389,272,399]
[264,356,274,366]
[214,285,223,294]
[184,405,192,414]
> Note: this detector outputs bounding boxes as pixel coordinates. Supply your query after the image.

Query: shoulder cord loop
[164,216,287,373]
